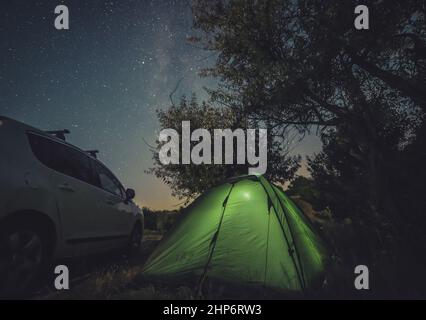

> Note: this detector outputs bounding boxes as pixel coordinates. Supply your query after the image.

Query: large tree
[190,0,425,229]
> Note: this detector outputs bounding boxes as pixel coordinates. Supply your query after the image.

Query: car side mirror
[125,188,135,201]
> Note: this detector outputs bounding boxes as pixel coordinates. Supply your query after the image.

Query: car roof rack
[45,129,70,141]
[85,150,99,158]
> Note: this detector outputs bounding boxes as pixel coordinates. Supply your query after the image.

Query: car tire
[0,220,51,297]
[127,223,143,256]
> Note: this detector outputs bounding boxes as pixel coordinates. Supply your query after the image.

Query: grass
[36,221,425,299]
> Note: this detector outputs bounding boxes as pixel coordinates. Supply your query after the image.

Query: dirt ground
[34,230,169,300]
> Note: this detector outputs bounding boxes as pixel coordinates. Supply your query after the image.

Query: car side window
[28,133,52,167]
[92,161,124,198]
[28,133,95,185]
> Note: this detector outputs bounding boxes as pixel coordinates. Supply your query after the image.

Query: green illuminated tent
[142,175,328,294]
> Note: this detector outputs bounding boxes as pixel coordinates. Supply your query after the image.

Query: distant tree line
[143,207,181,232]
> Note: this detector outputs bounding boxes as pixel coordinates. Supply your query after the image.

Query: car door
[91,160,134,244]
[27,133,104,252]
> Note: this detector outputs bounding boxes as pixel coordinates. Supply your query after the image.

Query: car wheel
[0,222,50,297]
[127,223,142,255]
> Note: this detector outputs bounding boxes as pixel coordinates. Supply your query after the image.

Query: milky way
[0,0,218,208]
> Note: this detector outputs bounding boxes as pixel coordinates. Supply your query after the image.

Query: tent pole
[257,177,306,293]
[263,198,273,291]
[269,183,307,290]
[196,182,235,297]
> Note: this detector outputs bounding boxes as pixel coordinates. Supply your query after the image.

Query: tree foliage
[148,95,300,201]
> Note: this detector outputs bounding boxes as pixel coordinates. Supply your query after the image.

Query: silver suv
[0,116,143,294]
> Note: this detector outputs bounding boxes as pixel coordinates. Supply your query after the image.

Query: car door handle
[58,183,75,192]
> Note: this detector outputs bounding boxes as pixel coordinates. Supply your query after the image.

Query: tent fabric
[142,175,328,293]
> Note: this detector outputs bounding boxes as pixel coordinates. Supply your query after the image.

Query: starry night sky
[0,0,320,209]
